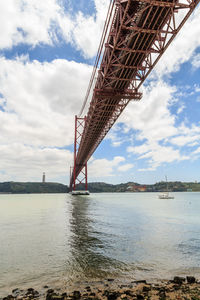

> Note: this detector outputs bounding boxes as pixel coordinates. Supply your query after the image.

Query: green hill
[77,181,200,192]
[0,182,68,194]
[0,181,200,194]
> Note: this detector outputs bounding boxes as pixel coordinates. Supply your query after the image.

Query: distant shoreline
[0,181,200,194]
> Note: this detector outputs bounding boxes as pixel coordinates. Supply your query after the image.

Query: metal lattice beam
[70,0,200,188]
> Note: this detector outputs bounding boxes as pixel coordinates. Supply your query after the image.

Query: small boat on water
[158,176,174,199]
[159,192,174,199]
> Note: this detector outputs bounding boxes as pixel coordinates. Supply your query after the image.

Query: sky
[0,0,200,185]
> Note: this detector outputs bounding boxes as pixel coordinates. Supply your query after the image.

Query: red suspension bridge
[69,0,199,192]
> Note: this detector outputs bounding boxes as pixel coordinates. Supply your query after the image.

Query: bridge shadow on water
[64,195,125,282]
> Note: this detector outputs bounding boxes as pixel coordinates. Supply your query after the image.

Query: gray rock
[133,280,147,285]
[103,290,109,297]
[173,276,185,284]
[73,290,81,299]
[159,290,166,300]
[3,295,14,300]
[12,288,20,294]
[27,288,34,293]
[12,288,20,297]
[186,276,196,284]
[107,291,119,300]
[107,279,114,282]
[50,296,64,300]
[124,290,133,296]
[136,295,144,300]
[46,292,58,300]
[143,285,151,292]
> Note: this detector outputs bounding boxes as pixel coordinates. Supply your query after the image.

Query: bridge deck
[70,0,199,189]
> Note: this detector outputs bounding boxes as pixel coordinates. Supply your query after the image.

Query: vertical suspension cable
[78,0,115,117]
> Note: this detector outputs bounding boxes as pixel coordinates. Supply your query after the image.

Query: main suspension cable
[78,0,115,117]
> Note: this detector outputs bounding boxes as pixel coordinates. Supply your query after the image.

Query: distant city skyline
[0,1,200,184]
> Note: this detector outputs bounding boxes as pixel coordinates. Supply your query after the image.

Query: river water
[0,192,200,296]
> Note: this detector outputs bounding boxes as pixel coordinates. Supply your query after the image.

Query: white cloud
[127,144,149,155]
[194,84,200,93]
[170,134,200,147]
[106,124,133,147]
[193,147,200,155]
[115,74,200,171]
[0,143,73,182]
[0,56,93,183]
[0,56,92,147]
[120,80,177,143]
[117,164,134,172]
[0,0,72,49]
[128,142,189,170]
[153,6,200,77]
[120,77,200,169]
[88,156,125,178]
[70,0,110,58]
[0,0,110,59]
[138,167,155,172]
[140,144,188,165]
[192,53,200,69]
[177,104,185,114]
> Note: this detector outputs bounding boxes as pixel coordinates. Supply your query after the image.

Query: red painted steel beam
[70,0,200,185]
[70,116,88,191]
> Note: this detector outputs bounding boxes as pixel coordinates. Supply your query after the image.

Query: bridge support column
[70,116,89,193]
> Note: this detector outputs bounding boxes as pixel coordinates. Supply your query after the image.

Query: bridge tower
[70,116,89,195]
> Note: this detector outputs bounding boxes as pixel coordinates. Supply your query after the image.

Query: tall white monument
[42,172,46,183]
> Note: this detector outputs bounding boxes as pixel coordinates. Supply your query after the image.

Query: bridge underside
[70,0,199,191]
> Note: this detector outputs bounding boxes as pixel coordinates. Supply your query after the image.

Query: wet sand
[2,276,200,300]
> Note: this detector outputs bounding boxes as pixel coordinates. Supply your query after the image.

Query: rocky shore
[2,276,200,300]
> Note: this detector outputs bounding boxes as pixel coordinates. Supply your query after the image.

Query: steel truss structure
[70,0,199,190]
[70,116,88,191]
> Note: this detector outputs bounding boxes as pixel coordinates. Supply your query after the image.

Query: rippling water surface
[1,192,200,296]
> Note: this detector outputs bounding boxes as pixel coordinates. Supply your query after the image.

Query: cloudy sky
[0,0,200,185]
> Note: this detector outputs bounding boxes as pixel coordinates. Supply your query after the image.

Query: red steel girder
[70,0,200,184]
[94,88,142,100]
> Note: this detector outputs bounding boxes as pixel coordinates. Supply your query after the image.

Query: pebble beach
[2,276,200,300]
